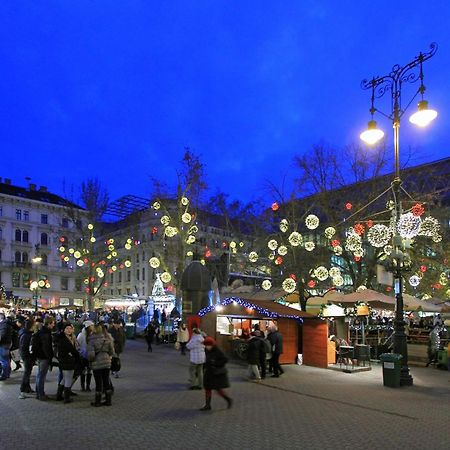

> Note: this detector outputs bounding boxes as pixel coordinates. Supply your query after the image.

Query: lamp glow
[409,100,437,127]
[360,120,384,145]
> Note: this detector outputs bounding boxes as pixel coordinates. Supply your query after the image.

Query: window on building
[12,272,20,287]
[61,277,69,291]
[16,209,22,220]
[24,210,29,221]
[15,251,21,263]
[0,250,2,260]
[22,273,30,288]
[41,254,48,266]
[41,232,48,246]
[75,278,82,291]
[117,289,122,295]
[22,230,29,243]
[142,287,145,296]
[127,271,131,282]
[15,229,21,241]
[118,272,122,283]
[41,214,48,224]
[62,217,69,228]
[110,273,114,283]
[126,288,131,295]
[22,252,28,263]
[142,267,145,280]
[136,253,139,263]
[136,269,140,281]
[111,289,114,295]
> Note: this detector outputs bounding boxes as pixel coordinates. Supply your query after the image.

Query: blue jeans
[0,345,11,379]
[36,359,50,397]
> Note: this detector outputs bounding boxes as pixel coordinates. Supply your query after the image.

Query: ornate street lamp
[360,43,438,386]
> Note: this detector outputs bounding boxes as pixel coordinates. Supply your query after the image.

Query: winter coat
[247,337,263,364]
[19,328,33,360]
[186,333,205,364]
[177,327,190,343]
[34,326,54,360]
[268,330,283,355]
[76,329,89,359]
[109,326,126,355]
[203,346,229,390]
[0,319,12,347]
[56,334,81,371]
[87,332,115,370]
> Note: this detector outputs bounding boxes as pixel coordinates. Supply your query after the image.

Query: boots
[102,390,112,406]
[63,388,73,404]
[13,361,22,372]
[86,374,92,392]
[56,384,64,401]
[199,395,211,411]
[91,392,102,407]
[224,395,233,409]
[80,374,86,392]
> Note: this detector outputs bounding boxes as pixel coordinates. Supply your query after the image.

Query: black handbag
[111,356,121,372]
[212,366,227,376]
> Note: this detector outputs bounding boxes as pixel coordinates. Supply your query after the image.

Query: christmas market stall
[197,296,327,367]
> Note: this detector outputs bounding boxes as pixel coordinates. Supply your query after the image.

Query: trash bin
[380,353,402,387]
[125,323,135,339]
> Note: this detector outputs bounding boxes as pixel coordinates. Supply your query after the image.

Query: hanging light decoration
[161,272,172,283]
[305,214,320,230]
[181,197,189,206]
[87,224,94,230]
[314,266,329,281]
[332,275,344,287]
[329,267,341,278]
[152,201,161,210]
[182,213,192,223]
[160,215,170,225]
[367,224,392,248]
[354,223,365,236]
[383,245,393,255]
[345,233,362,252]
[288,232,302,247]
[418,216,439,236]
[304,241,315,252]
[277,245,288,256]
[149,257,160,268]
[282,278,296,293]
[268,239,278,250]
[333,245,343,256]
[279,219,289,233]
[248,251,259,263]
[186,235,196,244]
[165,226,178,237]
[262,280,272,290]
[397,212,422,239]
[409,275,421,287]
[324,227,336,239]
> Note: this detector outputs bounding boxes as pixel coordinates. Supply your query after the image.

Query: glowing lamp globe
[360,120,384,145]
[409,100,437,127]
[30,281,39,290]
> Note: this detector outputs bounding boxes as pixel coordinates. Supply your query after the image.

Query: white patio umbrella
[341,289,396,306]
[403,294,442,312]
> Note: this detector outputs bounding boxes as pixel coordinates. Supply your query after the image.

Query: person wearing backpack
[34,316,56,400]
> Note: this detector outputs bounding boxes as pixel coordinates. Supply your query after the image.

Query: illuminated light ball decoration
[279,219,289,233]
[188,225,199,235]
[282,278,296,293]
[261,280,272,290]
[198,297,304,321]
[333,245,343,256]
[397,212,422,239]
[268,239,278,250]
[439,273,448,286]
[329,267,341,278]
[418,216,440,237]
[307,280,316,288]
[354,223,365,236]
[149,257,160,268]
[366,220,374,228]
[182,212,192,223]
[432,234,442,243]
[353,247,365,258]
[271,202,279,211]
[277,245,288,256]
[409,275,421,287]
[268,254,275,261]
[186,235,196,244]
[275,256,283,265]
[160,215,170,225]
[239,242,244,248]
[383,245,393,255]
[77,260,84,267]
[90,237,96,243]
[345,233,362,251]
[165,226,178,237]
[304,241,315,252]
[186,250,193,257]
[125,243,132,250]
[88,223,94,230]
[332,275,344,287]
[181,197,189,206]
[314,266,329,281]
[124,260,132,268]
[160,272,172,283]
[420,265,427,273]
[356,285,367,292]
[367,224,392,248]
[152,201,161,210]
[345,202,353,210]
[411,203,425,216]
[248,251,259,263]
[151,226,158,235]
[305,214,320,230]
[331,239,340,247]
[288,232,302,247]
[229,241,237,249]
[324,227,336,239]
[386,200,395,210]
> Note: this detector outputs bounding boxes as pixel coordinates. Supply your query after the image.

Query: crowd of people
[0,309,126,407]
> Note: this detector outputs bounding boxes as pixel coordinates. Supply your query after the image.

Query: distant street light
[360,43,438,387]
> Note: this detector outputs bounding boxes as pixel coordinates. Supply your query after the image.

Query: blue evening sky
[1,1,449,205]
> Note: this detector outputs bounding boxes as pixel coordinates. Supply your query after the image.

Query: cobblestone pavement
[0,339,449,450]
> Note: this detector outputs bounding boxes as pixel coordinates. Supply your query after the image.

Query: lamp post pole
[361,43,438,386]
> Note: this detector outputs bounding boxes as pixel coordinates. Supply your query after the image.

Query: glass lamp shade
[409,100,437,127]
[30,281,39,290]
[360,120,384,145]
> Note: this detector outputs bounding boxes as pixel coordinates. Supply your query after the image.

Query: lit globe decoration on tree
[181,197,189,206]
[333,245,343,256]
[397,212,422,239]
[367,224,392,248]
[305,214,320,230]
[248,251,259,263]
[409,275,421,287]
[164,226,178,238]
[313,266,329,281]
[282,277,296,293]
[332,275,344,287]
[324,227,336,239]
[304,241,315,252]
[160,272,172,283]
[152,201,161,210]
[279,219,289,233]
[268,239,278,250]
[345,230,362,252]
[160,215,170,226]
[186,235,196,244]
[418,216,440,237]
[288,232,302,247]
[383,244,393,255]
[277,245,288,256]
[181,212,192,224]
[262,280,272,290]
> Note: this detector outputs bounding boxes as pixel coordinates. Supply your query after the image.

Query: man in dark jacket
[0,312,13,380]
[34,316,56,400]
[246,332,262,381]
[267,326,284,378]
[109,320,126,378]
[19,318,36,398]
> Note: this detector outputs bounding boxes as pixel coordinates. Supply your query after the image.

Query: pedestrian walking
[246,332,262,381]
[267,325,284,378]
[18,318,36,398]
[186,328,205,390]
[0,312,13,381]
[87,323,116,407]
[199,337,232,411]
[109,320,126,378]
[144,322,156,352]
[176,323,189,355]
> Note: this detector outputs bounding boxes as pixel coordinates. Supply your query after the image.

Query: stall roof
[198,296,315,320]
